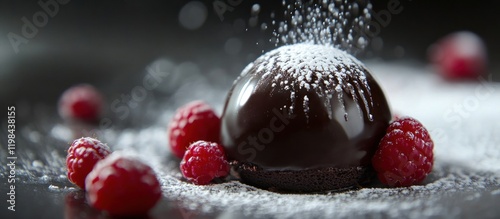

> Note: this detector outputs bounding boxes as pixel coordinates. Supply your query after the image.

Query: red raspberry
[180,141,230,185]
[372,117,434,187]
[429,31,487,79]
[85,153,162,216]
[59,84,104,122]
[168,101,221,159]
[66,137,111,189]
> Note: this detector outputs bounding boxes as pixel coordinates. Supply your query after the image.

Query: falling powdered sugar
[271,0,372,54]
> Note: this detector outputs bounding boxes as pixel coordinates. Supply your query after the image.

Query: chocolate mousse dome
[220,43,391,192]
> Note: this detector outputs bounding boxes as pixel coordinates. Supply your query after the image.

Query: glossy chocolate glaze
[221,44,391,171]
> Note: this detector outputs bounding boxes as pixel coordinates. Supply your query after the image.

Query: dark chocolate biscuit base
[235,162,375,193]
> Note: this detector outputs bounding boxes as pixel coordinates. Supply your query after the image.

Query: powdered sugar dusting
[492,189,500,196]
[246,43,375,121]
[155,62,500,218]
[74,137,111,156]
[303,95,310,121]
[98,151,150,173]
[5,62,500,218]
[452,31,487,58]
[158,162,499,218]
[271,0,372,54]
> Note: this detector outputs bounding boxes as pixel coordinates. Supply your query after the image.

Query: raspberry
[66,137,111,189]
[85,153,162,216]
[168,101,221,159]
[180,141,230,185]
[429,31,487,80]
[372,117,434,187]
[59,84,104,122]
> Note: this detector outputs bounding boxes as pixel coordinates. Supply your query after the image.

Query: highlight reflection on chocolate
[221,44,391,192]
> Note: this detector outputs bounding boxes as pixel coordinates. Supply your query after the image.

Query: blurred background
[0,0,499,105]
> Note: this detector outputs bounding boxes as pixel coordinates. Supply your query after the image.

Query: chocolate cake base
[235,162,375,193]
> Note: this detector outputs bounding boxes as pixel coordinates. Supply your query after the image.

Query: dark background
[0,0,499,105]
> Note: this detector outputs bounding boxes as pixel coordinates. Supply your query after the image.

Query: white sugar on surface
[368,61,500,173]
[303,95,310,121]
[8,61,500,218]
[159,162,498,218]
[451,31,486,58]
[153,62,500,218]
[74,137,111,155]
[95,151,150,173]
[492,189,500,195]
[48,184,76,192]
[248,43,374,121]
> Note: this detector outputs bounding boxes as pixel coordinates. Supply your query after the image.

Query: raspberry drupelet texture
[372,117,434,187]
[168,101,221,159]
[180,141,230,185]
[66,137,111,189]
[58,84,104,122]
[85,153,162,216]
